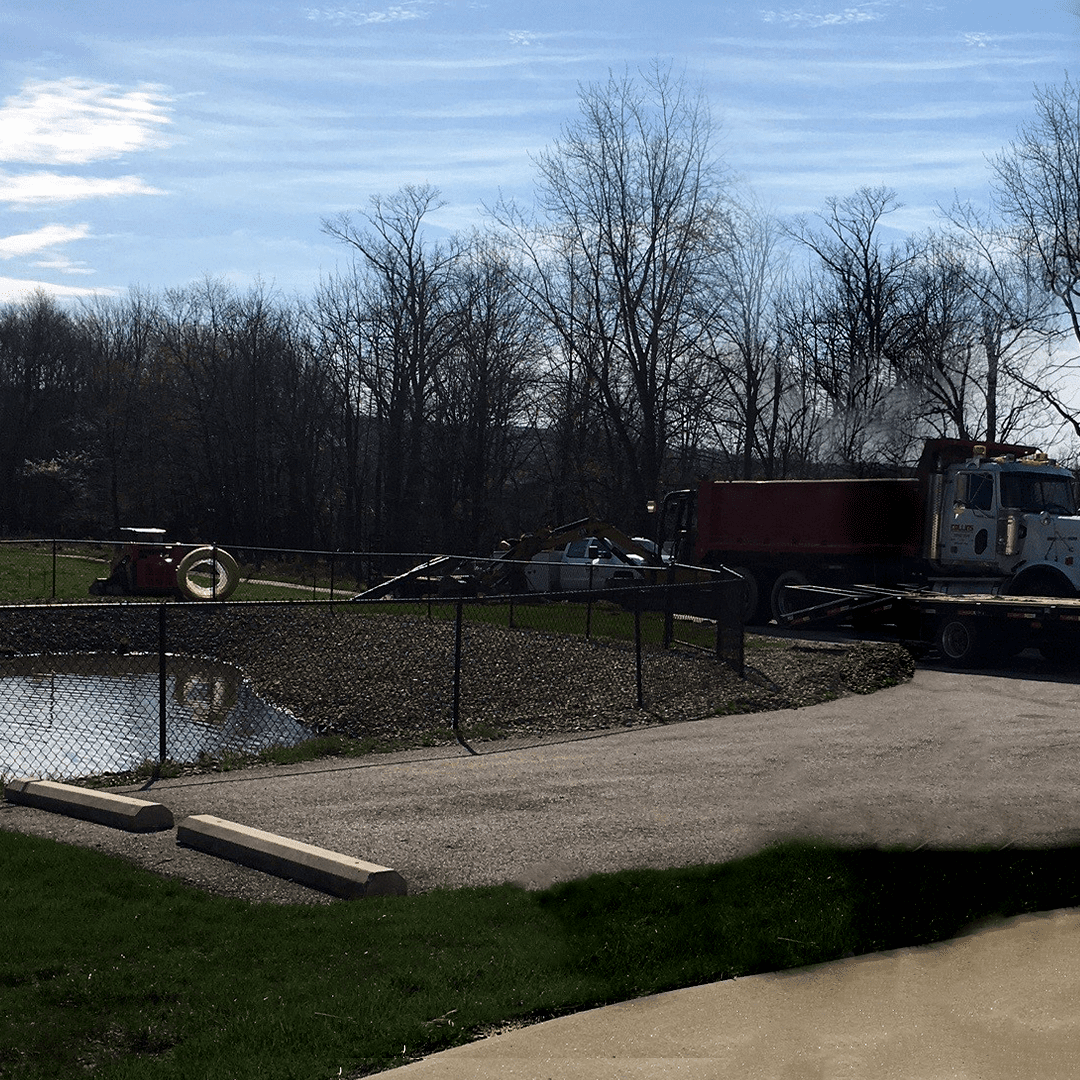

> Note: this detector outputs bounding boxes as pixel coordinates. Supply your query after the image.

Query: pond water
[0,653,311,781]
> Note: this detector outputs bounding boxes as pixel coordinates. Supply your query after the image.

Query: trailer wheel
[936,616,997,667]
[770,570,809,623]
[177,546,239,601]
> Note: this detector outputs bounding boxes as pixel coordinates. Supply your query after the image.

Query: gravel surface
[0,602,915,745]
[0,602,916,903]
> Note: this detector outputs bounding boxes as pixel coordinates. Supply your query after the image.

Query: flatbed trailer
[779,583,1080,666]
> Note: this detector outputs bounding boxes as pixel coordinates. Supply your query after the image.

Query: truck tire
[177,546,239,601]
[729,567,761,624]
[770,570,809,623]
[936,616,999,667]
[1005,568,1075,600]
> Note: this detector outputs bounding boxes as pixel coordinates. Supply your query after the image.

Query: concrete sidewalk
[391,906,1080,1078]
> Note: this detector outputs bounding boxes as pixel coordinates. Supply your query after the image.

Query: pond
[0,653,311,781]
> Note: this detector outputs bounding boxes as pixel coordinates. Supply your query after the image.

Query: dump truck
[657,438,1080,628]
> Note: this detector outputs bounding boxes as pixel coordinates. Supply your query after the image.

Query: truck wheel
[770,570,809,623]
[936,616,997,667]
[729,567,760,624]
[177,546,240,601]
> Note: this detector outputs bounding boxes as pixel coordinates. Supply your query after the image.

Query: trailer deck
[779,583,1080,666]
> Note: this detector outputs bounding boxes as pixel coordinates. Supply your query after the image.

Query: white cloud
[0,78,172,166]
[761,4,888,28]
[301,3,430,26]
[31,255,95,276]
[0,171,166,206]
[0,276,121,303]
[0,223,90,260]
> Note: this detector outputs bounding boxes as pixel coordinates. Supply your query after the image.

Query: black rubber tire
[770,569,809,623]
[936,616,997,667]
[729,566,761,625]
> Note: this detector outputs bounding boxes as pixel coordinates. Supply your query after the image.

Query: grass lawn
[0,546,107,604]
[0,544,357,604]
[2,831,1078,1079]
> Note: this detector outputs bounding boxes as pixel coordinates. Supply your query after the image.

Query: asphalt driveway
[5,659,1080,901]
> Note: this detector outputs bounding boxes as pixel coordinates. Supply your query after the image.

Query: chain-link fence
[1,542,745,784]
[1,537,460,603]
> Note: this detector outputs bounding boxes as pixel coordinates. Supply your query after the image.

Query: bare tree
[992,75,1080,349]
[494,63,729,528]
[427,236,543,550]
[990,76,1080,445]
[0,292,88,533]
[698,197,789,478]
[79,289,161,534]
[783,187,923,470]
[310,271,378,552]
[934,203,1060,443]
[323,185,459,549]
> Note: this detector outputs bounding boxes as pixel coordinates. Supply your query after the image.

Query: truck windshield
[1000,472,1077,515]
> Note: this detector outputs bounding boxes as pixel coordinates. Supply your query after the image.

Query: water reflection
[0,653,310,780]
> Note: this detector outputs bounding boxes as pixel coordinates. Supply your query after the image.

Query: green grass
[0,545,358,604]
[0,545,108,603]
[356,596,725,651]
[1,832,1078,1079]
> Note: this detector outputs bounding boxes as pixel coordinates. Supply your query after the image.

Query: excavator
[353,517,728,600]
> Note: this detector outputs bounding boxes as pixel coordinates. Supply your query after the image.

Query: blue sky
[0,0,1076,303]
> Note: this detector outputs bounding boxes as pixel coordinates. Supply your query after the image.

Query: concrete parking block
[176,814,407,898]
[3,778,175,832]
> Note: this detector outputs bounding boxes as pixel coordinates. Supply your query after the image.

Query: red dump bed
[695,478,926,560]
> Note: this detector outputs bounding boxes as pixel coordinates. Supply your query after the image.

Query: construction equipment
[350,517,729,600]
[89,528,240,601]
[658,438,1080,624]
[484,518,663,593]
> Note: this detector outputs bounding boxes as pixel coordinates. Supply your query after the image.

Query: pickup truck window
[1000,473,1077,515]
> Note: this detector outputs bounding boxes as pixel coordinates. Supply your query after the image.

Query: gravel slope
[0,603,915,746]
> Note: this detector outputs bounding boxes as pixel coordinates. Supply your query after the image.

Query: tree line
[3,65,1080,554]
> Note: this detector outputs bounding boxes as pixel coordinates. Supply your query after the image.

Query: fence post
[716,581,745,677]
[211,543,218,601]
[51,539,58,600]
[451,598,477,755]
[157,602,168,777]
[586,562,594,639]
[663,572,675,649]
[634,589,644,708]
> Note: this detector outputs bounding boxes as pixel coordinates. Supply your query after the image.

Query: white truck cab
[932,449,1080,596]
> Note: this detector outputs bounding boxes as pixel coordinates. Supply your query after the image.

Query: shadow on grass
[539,841,1080,995]
[2,833,1078,1079]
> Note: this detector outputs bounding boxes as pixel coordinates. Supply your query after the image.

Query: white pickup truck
[524,536,650,592]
